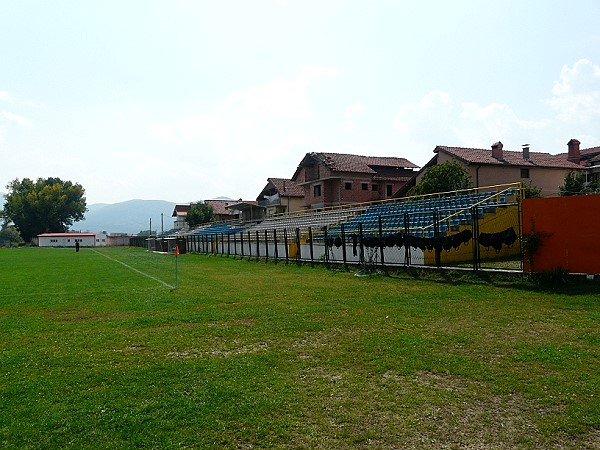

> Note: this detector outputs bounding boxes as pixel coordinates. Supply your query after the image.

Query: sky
[1,1,600,205]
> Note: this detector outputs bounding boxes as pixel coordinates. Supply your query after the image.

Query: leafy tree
[559,171,599,196]
[409,161,472,196]
[185,202,215,227]
[523,182,542,199]
[0,225,23,247]
[2,177,87,242]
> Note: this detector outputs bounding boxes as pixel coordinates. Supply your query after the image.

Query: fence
[522,194,600,274]
[157,186,524,272]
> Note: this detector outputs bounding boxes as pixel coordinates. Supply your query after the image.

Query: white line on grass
[91,249,175,289]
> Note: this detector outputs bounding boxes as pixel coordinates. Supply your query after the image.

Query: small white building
[37,232,107,247]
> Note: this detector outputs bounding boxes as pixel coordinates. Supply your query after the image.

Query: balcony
[258,193,281,208]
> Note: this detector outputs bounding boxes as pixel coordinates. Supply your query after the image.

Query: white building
[37,232,107,247]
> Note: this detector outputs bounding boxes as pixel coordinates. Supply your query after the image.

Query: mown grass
[0,247,598,449]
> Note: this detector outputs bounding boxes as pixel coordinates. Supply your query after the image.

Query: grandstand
[246,204,365,235]
[156,183,522,270]
[189,221,248,237]
[326,184,519,238]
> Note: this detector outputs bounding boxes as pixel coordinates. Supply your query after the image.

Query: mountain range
[73,199,178,234]
[2,196,241,235]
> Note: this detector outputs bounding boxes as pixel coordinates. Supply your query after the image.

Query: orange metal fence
[522,195,600,274]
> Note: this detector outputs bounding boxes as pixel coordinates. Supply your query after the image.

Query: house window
[372,184,379,192]
[521,168,530,179]
[313,184,322,197]
[345,182,352,190]
[361,182,368,191]
[386,184,393,196]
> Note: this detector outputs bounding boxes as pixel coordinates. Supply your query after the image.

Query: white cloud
[151,65,336,145]
[457,102,549,147]
[148,111,227,145]
[0,110,32,127]
[343,103,365,131]
[345,103,364,119]
[548,59,600,123]
[0,91,12,103]
[142,66,338,199]
[394,91,452,133]
[393,90,554,161]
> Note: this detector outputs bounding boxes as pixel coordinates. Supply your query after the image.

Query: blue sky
[1,0,599,204]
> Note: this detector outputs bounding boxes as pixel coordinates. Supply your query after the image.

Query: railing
[131,183,524,272]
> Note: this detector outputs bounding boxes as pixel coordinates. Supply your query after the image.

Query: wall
[437,152,572,197]
[39,235,96,247]
[423,204,521,265]
[522,195,600,274]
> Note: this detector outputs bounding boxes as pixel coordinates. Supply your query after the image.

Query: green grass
[1,247,599,449]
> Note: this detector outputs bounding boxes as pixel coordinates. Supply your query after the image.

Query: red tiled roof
[172,204,191,217]
[267,178,304,197]
[312,152,419,173]
[581,146,600,165]
[225,200,259,210]
[38,233,96,237]
[436,146,583,170]
[372,175,413,182]
[204,199,234,216]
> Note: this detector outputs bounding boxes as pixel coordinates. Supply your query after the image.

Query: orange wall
[522,195,600,274]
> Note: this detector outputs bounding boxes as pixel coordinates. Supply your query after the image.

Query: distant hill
[74,199,178,234]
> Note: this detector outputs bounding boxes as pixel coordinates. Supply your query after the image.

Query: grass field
[1,247,599,449]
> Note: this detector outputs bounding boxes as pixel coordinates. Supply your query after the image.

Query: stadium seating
[326,187,518,239]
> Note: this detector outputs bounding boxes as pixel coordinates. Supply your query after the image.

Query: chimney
[522,144,530,160]
[567,139,581,164]
[491,141,504,159]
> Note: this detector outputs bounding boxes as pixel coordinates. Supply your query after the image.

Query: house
[172,204,191,230]
[256,178,304,217]
[562,140,600,184]
[225,200,262,222]
[204,199,236,222]
[398,140,588,198]
[292,152,419,209]
[37,232,107,247]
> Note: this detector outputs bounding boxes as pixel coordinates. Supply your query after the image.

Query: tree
[523,181,542,199]
[185,202,215,227]
[409,161,472,196]
[559,171,599,196]
[0,225,23,247]
[2,177,87,242]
